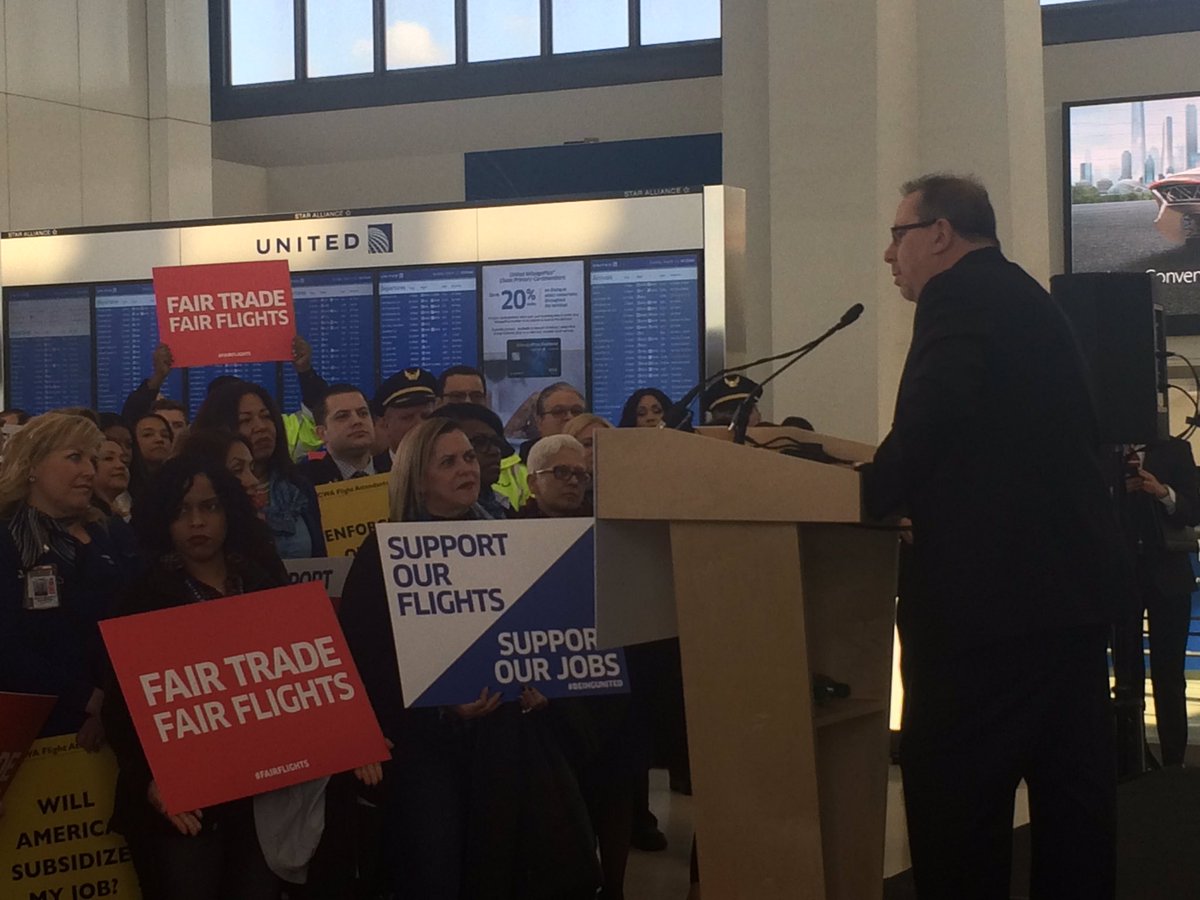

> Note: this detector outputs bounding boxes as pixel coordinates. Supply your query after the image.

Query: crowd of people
[0,343,778,900]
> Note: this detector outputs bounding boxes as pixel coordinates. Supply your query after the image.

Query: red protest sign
[152,260,296,367]
[100,582,387,815]
[0,691,56,800]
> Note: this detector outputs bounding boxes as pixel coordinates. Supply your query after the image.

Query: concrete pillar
[147,0,212,220]
[720,0,771,367]
[722,0,1049,443]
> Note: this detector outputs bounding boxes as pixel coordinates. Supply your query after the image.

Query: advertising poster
[283,557,354,603]
[0,692,56,800]
[481,261,586,427]
[376,519,628,708]
[99,583,388,816]
[0,734,142,900]
[1068,95,1200,318]
[152,260,296,366]
[315,473,391,557]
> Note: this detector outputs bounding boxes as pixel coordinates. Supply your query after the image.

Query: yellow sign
[0,734,142,900]
[316,472,391,557]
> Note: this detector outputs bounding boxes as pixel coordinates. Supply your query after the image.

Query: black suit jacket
[861,247,1131,656]
[1127,438,1200,597]
[297,451,392,487]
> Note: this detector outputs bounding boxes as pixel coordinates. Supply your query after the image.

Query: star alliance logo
[367,223,393,254]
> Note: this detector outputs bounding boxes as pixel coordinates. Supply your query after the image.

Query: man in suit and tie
[860,174,1131,900]
[1118,438,1200,767]
[299,384,390,486]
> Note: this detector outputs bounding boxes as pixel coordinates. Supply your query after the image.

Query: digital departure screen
[186,363,280,418]
[283,271,377,412]
[589,253,702,423]
[6,288,93,413]
[95,282,185,414]
[378,267,478,379]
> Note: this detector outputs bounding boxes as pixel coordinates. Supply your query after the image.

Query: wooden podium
[593,426,898,900]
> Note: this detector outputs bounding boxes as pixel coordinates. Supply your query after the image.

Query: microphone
[839,302,865,328]
[729,303,866,445]
[663,308,864,430]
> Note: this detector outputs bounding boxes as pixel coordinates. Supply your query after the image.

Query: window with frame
[211,0,722,120]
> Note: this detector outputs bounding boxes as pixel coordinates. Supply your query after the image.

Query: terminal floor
[627,751,1200,898]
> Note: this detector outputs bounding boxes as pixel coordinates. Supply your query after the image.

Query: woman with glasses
[517,434,633,900]
[519,434,594,518]
[534,382,587,439]
[515,381,587,466]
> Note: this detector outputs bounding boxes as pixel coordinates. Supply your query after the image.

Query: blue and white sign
[376,518,628,708]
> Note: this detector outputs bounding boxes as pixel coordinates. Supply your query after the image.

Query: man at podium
[860,174,1130,900]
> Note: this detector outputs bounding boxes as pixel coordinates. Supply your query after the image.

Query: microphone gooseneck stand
[729,304,865,444]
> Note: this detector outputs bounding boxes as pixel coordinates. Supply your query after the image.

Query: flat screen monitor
[1065,92,1200,330]
[283,271,377,412]
[589,253,702,424]
[378,266,479,385]
[95,282,185,414]
[5,287,93,413]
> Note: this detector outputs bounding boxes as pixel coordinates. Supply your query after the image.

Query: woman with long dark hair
[193,382,325,559]
[617,388,672,429]
[104,453,370,899]
[177,427,266,514]
[128,412,174,502]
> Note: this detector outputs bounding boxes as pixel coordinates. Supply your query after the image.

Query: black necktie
[350,470,368,479]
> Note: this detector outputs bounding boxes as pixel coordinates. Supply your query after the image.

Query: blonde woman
[339,417,492,899]
[562,412,613,458]
[0,413,139,746]
[340,418,598,899]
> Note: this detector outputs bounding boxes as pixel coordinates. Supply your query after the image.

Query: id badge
[23,565,60,610]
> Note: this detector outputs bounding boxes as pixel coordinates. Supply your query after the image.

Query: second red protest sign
[100,582,387,815]
[152,260,296,367]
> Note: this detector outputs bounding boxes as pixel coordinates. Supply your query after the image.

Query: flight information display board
[589,253,702,423]
[5,287,93,413]
[283,272,377,412]
[186,363,280,418]
[95,282,185,414]
[3,252,705,425]
[378,267,478,380]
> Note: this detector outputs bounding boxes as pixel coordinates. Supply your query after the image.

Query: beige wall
[0,0,212,232]
[211,159,268,217]
[211,77,722,215]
